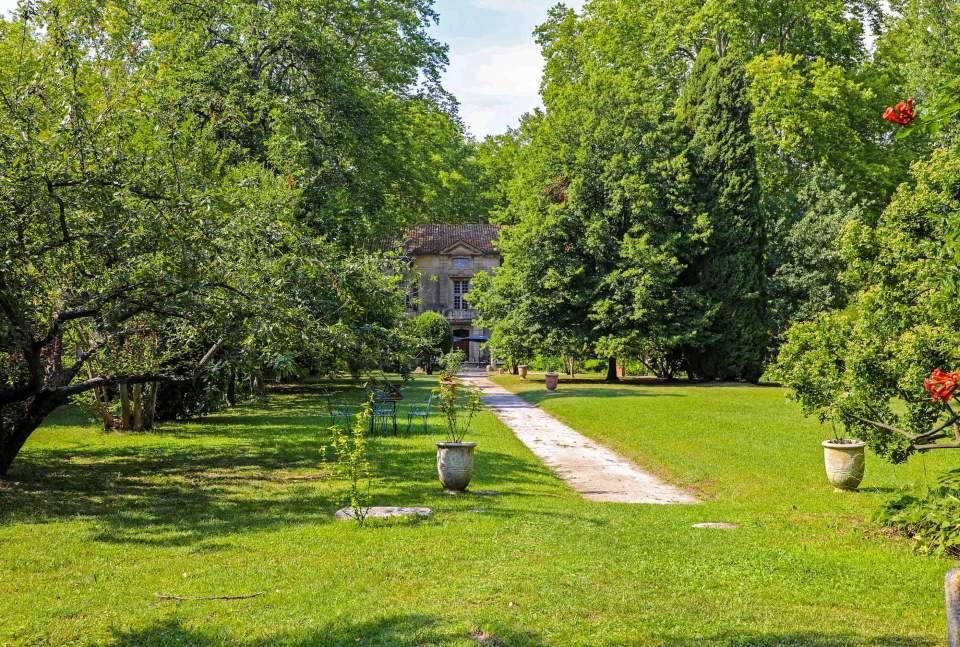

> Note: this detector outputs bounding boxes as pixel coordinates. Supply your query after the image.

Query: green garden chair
[406,394,433,433]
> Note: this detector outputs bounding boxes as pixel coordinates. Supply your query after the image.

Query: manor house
[402,224,502,367]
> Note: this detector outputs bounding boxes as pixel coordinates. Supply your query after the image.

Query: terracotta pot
[822,439,866,490]
[518,365,529,379]
[436,442,477,491]
[545,372,559,391]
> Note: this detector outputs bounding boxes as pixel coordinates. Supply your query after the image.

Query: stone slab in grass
[334,506,432,521]
[692,522,739,529]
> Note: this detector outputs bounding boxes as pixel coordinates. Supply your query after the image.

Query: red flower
[563,242,574,253]
[882,98,915,126]
[924,368,960,403]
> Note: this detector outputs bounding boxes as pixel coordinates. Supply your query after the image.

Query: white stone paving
[463,376,698,505]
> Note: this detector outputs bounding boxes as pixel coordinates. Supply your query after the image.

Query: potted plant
[518,364,529,379]
[821,439,866,490]
[434,351,481,491]
[544,363,559,391]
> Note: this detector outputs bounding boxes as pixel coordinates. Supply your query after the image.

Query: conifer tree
[680,53,768,381]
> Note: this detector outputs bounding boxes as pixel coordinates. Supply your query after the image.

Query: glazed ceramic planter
[436,442,477,491]
[545,372,559,391]
[822,439,866,490]
[518,365,529,379]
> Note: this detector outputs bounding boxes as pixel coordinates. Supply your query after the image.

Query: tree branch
[193,337,226,378]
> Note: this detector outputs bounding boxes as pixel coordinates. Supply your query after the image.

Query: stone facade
[402,224,502,365]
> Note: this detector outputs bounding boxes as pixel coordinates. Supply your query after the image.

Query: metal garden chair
[406,393,433,433]
[326,398,355,427]
[369,391,398,435]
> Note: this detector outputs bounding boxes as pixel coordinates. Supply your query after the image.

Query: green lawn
[0,374,955,646]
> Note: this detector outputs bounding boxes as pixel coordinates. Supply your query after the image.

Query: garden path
[461,376,698,504]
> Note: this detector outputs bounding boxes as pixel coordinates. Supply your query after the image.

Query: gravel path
[463,376,698,504]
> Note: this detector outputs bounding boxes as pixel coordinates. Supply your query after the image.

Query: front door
[453,329,470,358]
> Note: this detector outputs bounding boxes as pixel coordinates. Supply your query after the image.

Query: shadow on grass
[107,615,550,646]
[510,386,682,406]
[0,437,338,546]
[657,631,935,646]
[105,618,935,646]
[0,380,578,544]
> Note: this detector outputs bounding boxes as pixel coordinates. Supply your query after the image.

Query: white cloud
[430,0,586,137]
[445,41,544,137]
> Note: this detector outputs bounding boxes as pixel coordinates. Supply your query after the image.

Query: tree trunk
[251,371,266,398]
[425,358,433,375]
[605,357,619,383]
[347,362,360,381]
[511,362,518,375]
[91,385,115,430]
[142,382,159,430]
[226,369,237,407]
[0,395,65,477]
[131,383,143,431]
[119,383,132,429]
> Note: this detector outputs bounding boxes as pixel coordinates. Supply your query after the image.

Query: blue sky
[0,0,579,137]
[430,0,584,138]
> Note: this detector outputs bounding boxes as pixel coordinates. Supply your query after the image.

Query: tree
[144,0,453,248]
[0,0,456,476]
[678,53,768,381]
[412,311,452,374]
[470,269,537,373]
[472,0,933,382]
[768,167,862,337]
[775,143,960,463]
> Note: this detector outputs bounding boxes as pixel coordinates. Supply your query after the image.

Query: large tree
[774,0,960,463]
[473,0,930,380]
[0,0,460,476]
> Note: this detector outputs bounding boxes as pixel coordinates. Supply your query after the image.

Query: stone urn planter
[436,441,477,491]
[545,372,559,391]
[822,439,866,490]
[518,365,529,379]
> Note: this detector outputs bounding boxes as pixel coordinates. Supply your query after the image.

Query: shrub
[874,469,960,557]
[329,403,374,526]
[774,144,960,463]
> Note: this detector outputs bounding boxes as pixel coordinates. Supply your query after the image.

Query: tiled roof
[402,224,503,256]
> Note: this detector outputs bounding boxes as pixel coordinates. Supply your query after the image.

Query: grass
[0,373,956,646]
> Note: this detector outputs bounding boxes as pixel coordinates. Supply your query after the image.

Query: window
[453,279,470,310]
[405,280,419,310]
[452,257,471,269]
